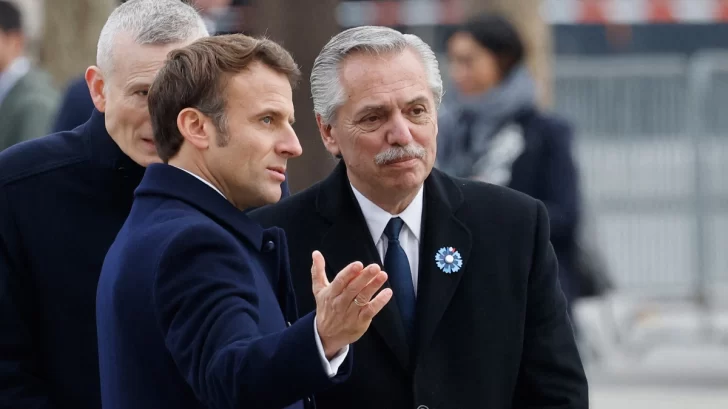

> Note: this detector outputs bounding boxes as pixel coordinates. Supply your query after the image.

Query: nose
[386,112,414,146]
[278,124,303,158]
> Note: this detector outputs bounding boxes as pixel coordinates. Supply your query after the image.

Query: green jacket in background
[0,67,60,151]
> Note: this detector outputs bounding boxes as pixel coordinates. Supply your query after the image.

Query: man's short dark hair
[148,33,301,163]
[0,1,22,34]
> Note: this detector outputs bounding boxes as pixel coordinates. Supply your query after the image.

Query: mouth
[383,157,418,166]
[267,166,286,181]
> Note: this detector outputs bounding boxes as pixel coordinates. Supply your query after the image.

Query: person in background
[437,13,583,309]
[0,1,209,408]
[0,0,59,151]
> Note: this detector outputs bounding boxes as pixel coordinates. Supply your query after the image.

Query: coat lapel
[414,170,472,365]
[316,162,412,370]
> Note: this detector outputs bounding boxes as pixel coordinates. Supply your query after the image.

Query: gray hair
[311,26,443,125]
[96,0,209,74]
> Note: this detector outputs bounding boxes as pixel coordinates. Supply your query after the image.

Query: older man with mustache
[249,26,587,409]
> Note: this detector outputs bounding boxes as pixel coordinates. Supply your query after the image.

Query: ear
[85,66,107,113]
[316,114,340,157]
[177,108,213,151]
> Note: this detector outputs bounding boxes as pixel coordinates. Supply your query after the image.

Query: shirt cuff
[313,318,349,378]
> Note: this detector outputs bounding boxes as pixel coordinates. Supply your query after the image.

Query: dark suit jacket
[249,162,588,409]
[0,110,145,409]
[96,163,352,409]
[0,108,292,409]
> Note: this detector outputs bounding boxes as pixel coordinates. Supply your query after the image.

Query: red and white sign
[336,0,728,27]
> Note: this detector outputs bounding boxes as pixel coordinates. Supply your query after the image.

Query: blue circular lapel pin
[435,247,463,274]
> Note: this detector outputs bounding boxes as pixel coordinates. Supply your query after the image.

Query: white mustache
[374,144,427,165]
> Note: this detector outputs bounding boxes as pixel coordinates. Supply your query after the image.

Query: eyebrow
[406,96,430,106]
[355,96,431,117]
[354,104,386,117]
[124,80,151,90]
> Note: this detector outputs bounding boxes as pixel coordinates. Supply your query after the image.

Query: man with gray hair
[250,25,588,409]
[0,1,208,408]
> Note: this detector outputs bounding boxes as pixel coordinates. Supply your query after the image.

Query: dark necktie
[383,217,416,342]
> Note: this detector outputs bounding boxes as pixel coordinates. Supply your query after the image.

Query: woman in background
[438,14,583,312]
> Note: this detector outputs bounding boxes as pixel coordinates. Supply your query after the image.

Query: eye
[134,90,149,97]
[411,106,426,116]
[262,116,273,125]
[357,115,384,132]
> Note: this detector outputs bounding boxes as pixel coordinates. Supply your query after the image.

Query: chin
[131,152,161,168]
[389,171,426,190]
[259,189,282,206]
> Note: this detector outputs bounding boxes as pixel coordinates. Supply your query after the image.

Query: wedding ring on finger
[353,297,367,307]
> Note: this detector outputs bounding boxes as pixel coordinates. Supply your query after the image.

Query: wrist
[320,335,342,360]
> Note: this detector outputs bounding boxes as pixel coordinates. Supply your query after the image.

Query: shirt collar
[172,165,227,199]
[350,183,424,242]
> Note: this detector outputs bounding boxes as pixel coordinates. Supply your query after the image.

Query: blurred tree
[250,0,340,193]
[464,0,553,107]
[37,0,116,88]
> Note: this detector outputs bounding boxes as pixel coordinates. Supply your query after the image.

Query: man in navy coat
[96,34,392,409]
[0,2,216,408]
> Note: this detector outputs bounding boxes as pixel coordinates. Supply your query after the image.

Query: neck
[350,177,421,215]
[0,58,13,73]
[0,51,23,73]
[168,156,233,204]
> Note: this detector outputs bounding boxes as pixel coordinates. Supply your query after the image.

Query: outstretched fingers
[360,288,393,320]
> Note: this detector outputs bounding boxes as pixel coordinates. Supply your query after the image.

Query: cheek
[415,117,437,140]
[352,135,383,161]
[475,60,501,88]
[107,102,134,129]
[451,62,474,82]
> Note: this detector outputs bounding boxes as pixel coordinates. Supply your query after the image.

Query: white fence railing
[552,52,728,307]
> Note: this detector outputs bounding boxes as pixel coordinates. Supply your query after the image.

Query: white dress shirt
[350,183,424,296]
[174,166,348,376]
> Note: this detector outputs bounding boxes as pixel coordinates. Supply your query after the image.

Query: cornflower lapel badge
[435,247,463,274]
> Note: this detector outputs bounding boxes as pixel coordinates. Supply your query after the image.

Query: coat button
[287,321,291,327]
[263,240,275,252]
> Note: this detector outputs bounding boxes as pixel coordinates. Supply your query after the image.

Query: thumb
[311,250,329,295]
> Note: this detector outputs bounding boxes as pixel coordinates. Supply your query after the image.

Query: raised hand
[311,250,393,359]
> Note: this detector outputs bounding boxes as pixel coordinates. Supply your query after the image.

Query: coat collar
[135,163,267,252]
[315,161,473,370]
[84,109,145,179]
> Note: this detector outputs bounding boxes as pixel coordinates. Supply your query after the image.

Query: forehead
[110,35,196,85]
[338,48,433,111]
[447,32,484,55]
[226,62,294,114]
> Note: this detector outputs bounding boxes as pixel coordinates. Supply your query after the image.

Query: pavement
[575,296,728,408]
